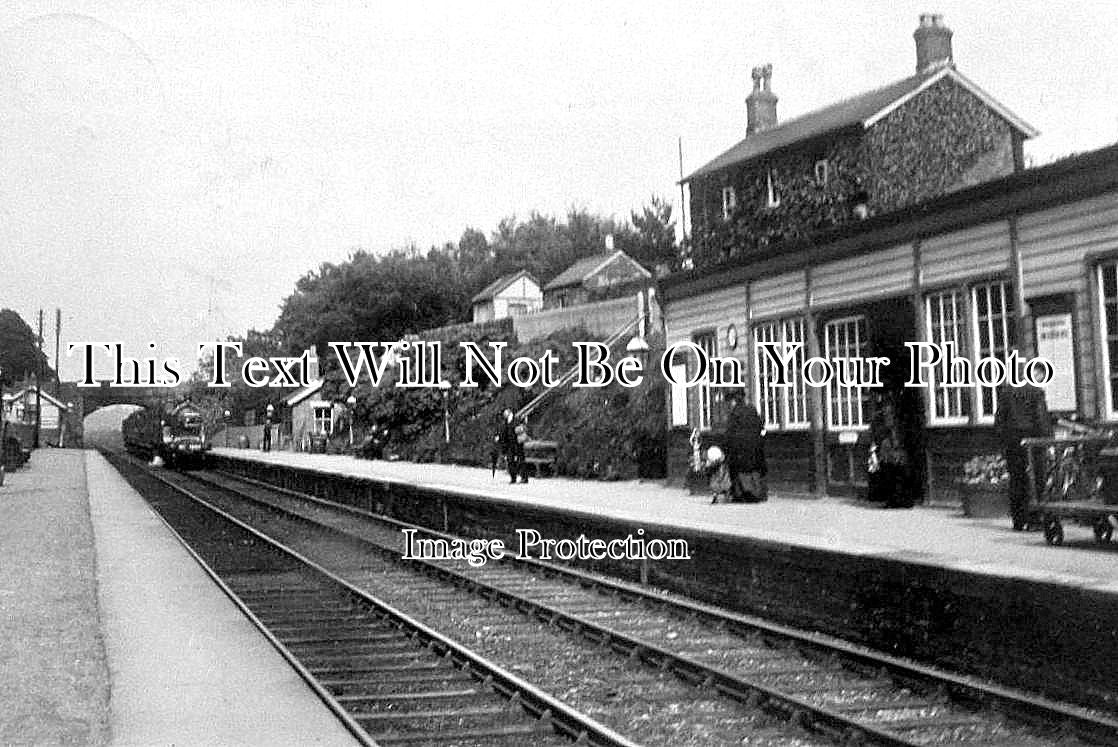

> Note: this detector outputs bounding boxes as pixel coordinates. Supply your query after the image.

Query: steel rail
[101,452,378,747]
[188,469,930,745]
[108,452,638,747]
[210,466,1118,746]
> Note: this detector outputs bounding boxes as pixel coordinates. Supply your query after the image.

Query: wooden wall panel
[812,244,913,307]
[921,221,1010,286]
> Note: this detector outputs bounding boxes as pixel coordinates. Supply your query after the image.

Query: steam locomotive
[122,401,210,468]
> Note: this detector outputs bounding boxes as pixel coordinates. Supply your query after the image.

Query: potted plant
[959,454,1009,518]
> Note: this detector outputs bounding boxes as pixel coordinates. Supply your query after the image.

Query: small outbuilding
[284,379,346,452]
[543,250,652,309]
[2,386,72,446]
[471,270,542,323]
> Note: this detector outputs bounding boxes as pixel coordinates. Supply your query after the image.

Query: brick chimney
[305,347,320,382]
[746,64,778,134]
[914,13,953,74]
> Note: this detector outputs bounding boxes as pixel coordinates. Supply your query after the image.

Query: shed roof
[2,386,70,411]
[544,250,651,291]
[470,270,538,304]
[284,379,323,407]
[684,67,1037,182]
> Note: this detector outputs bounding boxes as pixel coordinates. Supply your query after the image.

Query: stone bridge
[71,382,181,419]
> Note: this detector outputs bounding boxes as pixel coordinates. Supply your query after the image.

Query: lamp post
[346,394,357,447]
[625,288,652,372]
[438,381,451,443]
[223,409,231,447]
[0,365,5,487]
[264,404,274,452]
[625,334,651,367]
[62,402,73,448]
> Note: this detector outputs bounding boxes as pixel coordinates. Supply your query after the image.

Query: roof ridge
[683,66,1032,182]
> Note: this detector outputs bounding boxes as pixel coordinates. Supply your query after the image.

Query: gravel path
[0,450,111,745]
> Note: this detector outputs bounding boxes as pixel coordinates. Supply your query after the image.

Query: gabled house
[284,379,344,450]
[3,385,71,446]
[684,14,1037,268]
[280,349,344,451]
[543,250,652,309]
[471,270,543,323]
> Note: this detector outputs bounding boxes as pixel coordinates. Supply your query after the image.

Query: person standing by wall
[869,390,913,508]
[995,383,1052,530]
[724,390,766,502]
[497,407,527,485]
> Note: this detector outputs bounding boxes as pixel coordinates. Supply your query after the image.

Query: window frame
[312,405,333,435]
[971,280,1015,424]
[692,330,718,431]
[923,288,970,426]
[814,159,829,186]
[823,314,868,430]
[921,278,1017,427]
[721,186,736,221]
[765,169,780,209]
[1097,261,1118,419]
[753,316,809,431]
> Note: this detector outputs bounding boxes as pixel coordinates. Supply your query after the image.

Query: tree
[457,227,491,266]
[270,200,681,366]
[0,309,52,387]
[185,328,285,430]
[629,195,680,271]
[273,248,472,356]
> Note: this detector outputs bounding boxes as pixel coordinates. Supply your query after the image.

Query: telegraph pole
[678,136,688,246]
[0,364,5,486]
[54,308,61,397]
[34,309,43,448]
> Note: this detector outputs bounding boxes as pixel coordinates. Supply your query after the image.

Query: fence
[417,317,515,343]
[512,295,661,342]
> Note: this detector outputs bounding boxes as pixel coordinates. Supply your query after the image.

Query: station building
[660,16,1118,502]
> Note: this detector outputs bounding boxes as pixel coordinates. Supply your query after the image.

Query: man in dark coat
[496,407,528,484]
[869,391,913,508]
[995,383,1052,530]
[724,391,766,502]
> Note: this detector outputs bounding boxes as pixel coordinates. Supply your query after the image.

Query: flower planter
[960,483,1009,518]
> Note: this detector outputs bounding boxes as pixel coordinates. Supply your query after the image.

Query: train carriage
[122,401,211,468]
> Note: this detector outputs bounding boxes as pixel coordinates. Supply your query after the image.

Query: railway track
[103,452,635,747]
[109,452,1118,745]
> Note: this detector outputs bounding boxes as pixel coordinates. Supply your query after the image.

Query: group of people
[867,382,1053,520]
[493,380,1053,527]
[708,390,768,503]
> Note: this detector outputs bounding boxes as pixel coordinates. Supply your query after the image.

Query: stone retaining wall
[213,454,1118,714]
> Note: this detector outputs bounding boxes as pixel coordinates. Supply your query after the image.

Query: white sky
[2,1,1117,381]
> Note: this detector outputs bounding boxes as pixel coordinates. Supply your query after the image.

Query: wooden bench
[523,439,559,476]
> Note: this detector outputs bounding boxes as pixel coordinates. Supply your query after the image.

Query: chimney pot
[913,13,953,73]
[746,63,778,134]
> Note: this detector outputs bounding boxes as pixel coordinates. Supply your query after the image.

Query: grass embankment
[343,327,666,480]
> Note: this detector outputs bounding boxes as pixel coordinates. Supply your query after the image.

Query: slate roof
[284,379,323,407]
[2,386,70,411]
[544,251,651,291]
[684,67,1037,182]
[470,270,538,303]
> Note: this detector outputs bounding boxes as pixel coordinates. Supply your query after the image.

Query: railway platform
[212,447,1118,594]
[0,449,358,746]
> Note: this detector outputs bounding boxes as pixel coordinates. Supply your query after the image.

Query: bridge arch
[75,383,180,419]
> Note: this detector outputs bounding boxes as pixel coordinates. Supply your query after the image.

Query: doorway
[821,296,926,501]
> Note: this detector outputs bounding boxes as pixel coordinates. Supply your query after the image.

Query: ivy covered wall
[689,132,868,267]
[865,77,1015,211]
[688,76,1018,270]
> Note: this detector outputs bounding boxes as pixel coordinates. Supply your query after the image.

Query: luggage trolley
[1024,419,1118,546]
